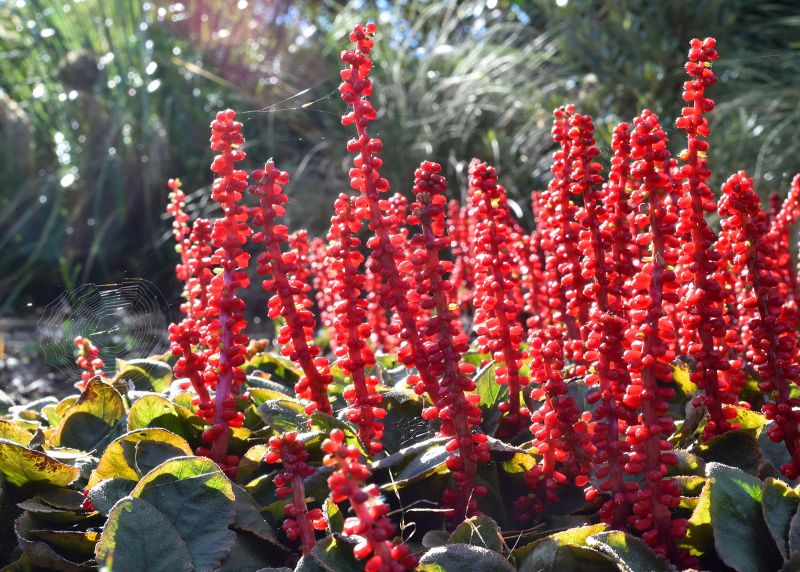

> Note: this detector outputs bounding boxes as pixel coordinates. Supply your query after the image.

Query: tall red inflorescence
[199,109,251,475]
[447,199,475,309]
[468,159,530,439]
[250,161,334,415]
[406,160,490,523]
[605,122,636,305]
[265,432,327,554]
[674,37,740,439]
[74,336,104,390]
[309,236,336,346]
[522,326,594,519]
[167,178,191,296]
[719,171,800,479]
[339,22,441,409]
[570,113,634,528]
[622,110,687,561]
[542,105,586,368]
[323,429,417,572]
[288,229,313,290]
[769,175,800,319]
[327,194,385,455]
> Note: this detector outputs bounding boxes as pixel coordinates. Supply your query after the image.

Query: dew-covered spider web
[37,278,170,383]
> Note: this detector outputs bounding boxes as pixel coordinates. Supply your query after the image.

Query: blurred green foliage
[0,0,798,311]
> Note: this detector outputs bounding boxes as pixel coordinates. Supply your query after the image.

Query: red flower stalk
[288,229,313,290]
[622,110,686,561]
[719,171,800,479]
[770,175,800,313]
[265,432,326,554]
[74,336,104,390]
[309,236,337,345]
[166,178,191,293]
[447,199,475,308]
[184,219,215,329]
[250,161,334,415]
[468,159,529,438]
[541,105,585,364]
[327,194,385,455]
[569,114,634,527]
[339,22,442,409]
[322,429,417,571]
[199,109,251,475]
[673,37,739,439]
[168,320,212,423]
[523,193,549,330]
[605,122,636,305]
[365,266,397,353]
[406,161,490,522]
[522,326,594,519]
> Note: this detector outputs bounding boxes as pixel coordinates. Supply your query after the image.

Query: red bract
[719,171,800,479]
[571,114,634,528]
[322,429,417,571]
[674,37,739,439]
[327,194,385,455]
[199,109,251,475]
[521,326,594,519]
[250,161,334,415]
[468,159,529,438]
[622,110,686,561]
[265,432,326,553]
[339,22,441,409]
[406,160,489,522]
[74,336,103,390]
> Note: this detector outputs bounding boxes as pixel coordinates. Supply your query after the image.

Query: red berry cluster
[339,22,441,408]
[265,432,326,553]
[73,336,104,390]
[250,161,334,415]
[522,326,593,519]
[406,161,489,521]
[468,159,529,438]
[327,194,385,455]
[198,109,251,475]
[322,429,417,571]
[719,172,800,479]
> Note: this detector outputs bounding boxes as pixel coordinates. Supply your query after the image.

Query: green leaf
[696,429,760,475]
[790,507,800,559]
[96,496,192,572]
[15,513,94,571]
[763,478,800,560]
[218,531,286,572]
[87,478,137,516]
[707,462,781,572]
[29,530,98,559]
[448,515,503,552]
[244,353,301,385]
[257,399,308,433]
[131,456,236,571]
[88,428,192,486]
[759,424,794,480]
[513,525,611,571]
[231,484,282,546]
[115,358,173,392]
[127,394,203,439]
[0,439,79,488]
[324,498,344,533]
[248,386,294,406]
[384,443,449,490]
[419,544,515,571]
[295,536,361,572]
[587,531,675,572]
[679,479,712,557]
[0,421,33,446]
[49,380,125,452]
[730,406,767,430]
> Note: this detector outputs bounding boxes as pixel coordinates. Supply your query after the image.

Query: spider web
[37,278,170,383]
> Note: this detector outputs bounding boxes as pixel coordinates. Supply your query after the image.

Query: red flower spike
[622,109,687,562]
[322,429,417,571]
[673,38,740,439]
[523,193,549,331]
[166,178,192,298]
[523,326,594,515]
[309,236,337,347]
[719,171,800,479]
[407,161,489,522]
[250,161,334,416]
[74,336,104,390]
[540,105,586,368]
[288,229,313,291]
[202,109,251,475]
[339,22,442,409]
[447,199,476,310]
[327,194,385,455]
[769,175,800,317]
[468,159,530,439]
[265,432,325,553]
[569,114,634,527]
